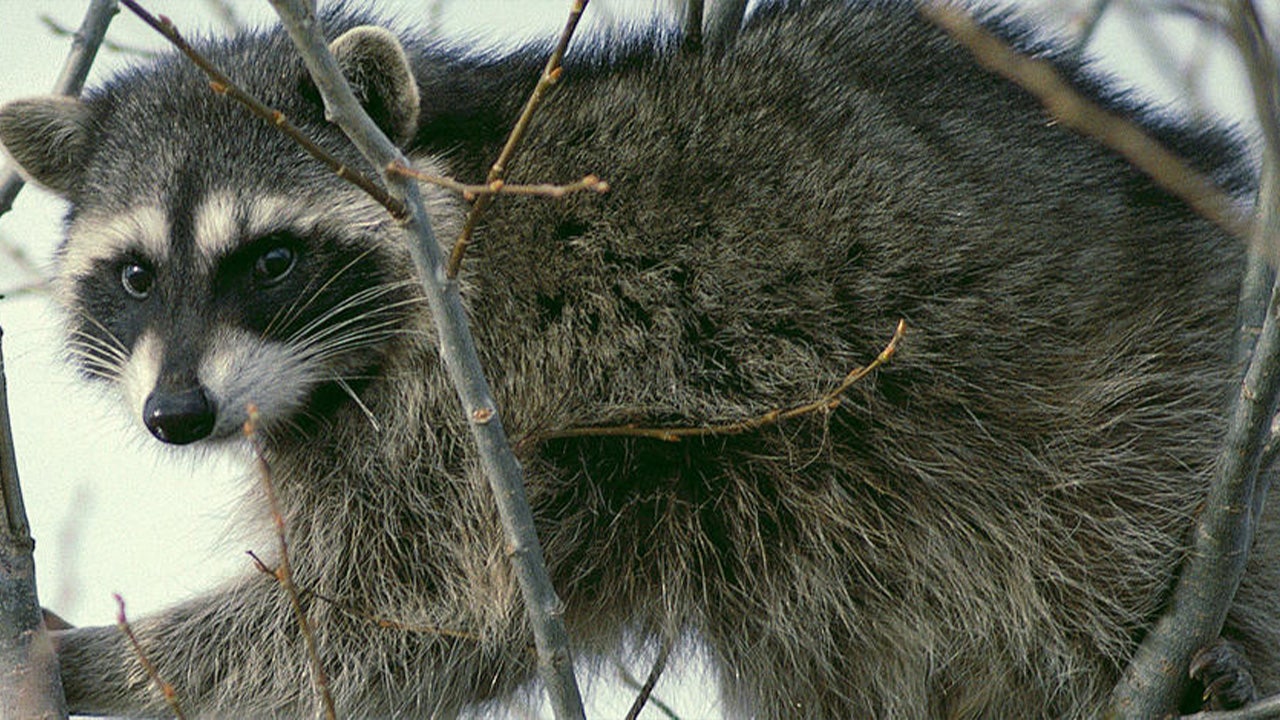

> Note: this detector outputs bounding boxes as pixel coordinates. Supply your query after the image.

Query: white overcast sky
[0,1,1260,718]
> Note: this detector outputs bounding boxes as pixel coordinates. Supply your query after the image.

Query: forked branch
[445,0,591,278]
[263,1,588,717]
[243,407,336,720]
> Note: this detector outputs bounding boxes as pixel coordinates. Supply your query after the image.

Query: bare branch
[262,1,587,717]
[446,0,590,279]
[243,408,336,720]
[918,2,1252,243]
[622,638,673,720]
[0,2,121,713]
[533,318,904,444]
[0,326,67,720]
[0,0,119,218]
[116,0,407,221]
[112,594,184,720]
[387,162,608,201]
[1110,2,1280,714]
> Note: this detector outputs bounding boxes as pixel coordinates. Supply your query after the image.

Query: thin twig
[622,638,674,720]
[387,162,608,201]
[112,594,185,720]
[534,318,905,444]
[243,407,337,720]
[116,0,407,220]
[263,2,587,717]
[918,2,1251,242]
[445,0,590,279]
[0,0,119,218]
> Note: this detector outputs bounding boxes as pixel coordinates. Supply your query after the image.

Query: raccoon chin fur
[1,1,1276,717]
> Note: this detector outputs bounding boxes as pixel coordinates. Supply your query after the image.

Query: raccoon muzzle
[143,386,215,445]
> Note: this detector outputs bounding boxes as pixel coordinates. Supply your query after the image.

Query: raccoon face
[56,190,425,445]
[0,24,445,445]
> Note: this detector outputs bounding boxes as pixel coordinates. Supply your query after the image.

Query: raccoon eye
[120,262,154,299]
[253,245,296,284]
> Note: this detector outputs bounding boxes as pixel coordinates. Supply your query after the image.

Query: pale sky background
[0,1,1262,717]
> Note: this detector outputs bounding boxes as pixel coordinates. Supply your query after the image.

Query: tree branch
[1111,2,1280,714]
[0,0,119,219]
[916,3,1280,716]
[0,3,121,717]
[113,594,184,720]
[244,408,336,720]
[445,0,590,279]
[262,2,587,717]
[0,326,67,720]
[918,2,1251,243]
[117,0,407,221]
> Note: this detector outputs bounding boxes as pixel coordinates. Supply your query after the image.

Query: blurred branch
[1072,0,1116,55]
[918,3,1250,241]
[202,0,241,32]
[38,13,156,59]
[0,0,119,219]
[262,1,587,718]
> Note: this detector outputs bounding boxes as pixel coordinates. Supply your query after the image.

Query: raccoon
[1,0,1276,717]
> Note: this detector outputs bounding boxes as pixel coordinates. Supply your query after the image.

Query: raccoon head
[0,23,449,445]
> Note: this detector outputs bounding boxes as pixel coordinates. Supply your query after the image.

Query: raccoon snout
[143,387,216,445]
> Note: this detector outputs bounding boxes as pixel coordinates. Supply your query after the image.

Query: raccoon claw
[1189,638,1256,711]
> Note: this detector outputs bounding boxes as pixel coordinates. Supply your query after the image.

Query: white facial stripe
[191,190,239,269]
[61,205,168,282]
[199,326,316,438]
[119,330,162,429]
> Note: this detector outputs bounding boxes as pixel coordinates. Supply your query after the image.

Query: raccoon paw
[1189,638,1256,711]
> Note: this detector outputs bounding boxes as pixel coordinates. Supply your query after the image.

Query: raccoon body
[1,1,1277,717]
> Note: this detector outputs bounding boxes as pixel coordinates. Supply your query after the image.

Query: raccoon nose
[143,387,216,445]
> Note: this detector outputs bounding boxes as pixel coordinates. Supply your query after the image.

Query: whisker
[265,246,384,338]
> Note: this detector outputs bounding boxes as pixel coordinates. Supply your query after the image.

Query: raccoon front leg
[54,575,317,717]
[55,572,534,718]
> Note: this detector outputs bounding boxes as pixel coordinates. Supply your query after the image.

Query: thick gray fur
[1,1,1276,717]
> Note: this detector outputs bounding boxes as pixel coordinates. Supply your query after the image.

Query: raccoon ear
[0,96,92,196]
[329,26,421,146]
